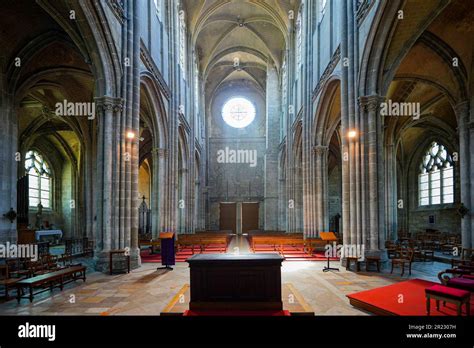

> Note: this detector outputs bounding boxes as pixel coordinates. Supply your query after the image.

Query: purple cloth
[448,277,474,292]
[160,236,175,266]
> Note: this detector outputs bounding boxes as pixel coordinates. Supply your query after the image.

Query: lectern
[157,232,175,270]
[320,232,339,272]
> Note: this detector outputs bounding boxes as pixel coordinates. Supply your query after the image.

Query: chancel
[0,0,473,320]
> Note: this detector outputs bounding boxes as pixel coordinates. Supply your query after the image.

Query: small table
[365,256,381,272]
[346,257,361,272]
[109,249,131,275]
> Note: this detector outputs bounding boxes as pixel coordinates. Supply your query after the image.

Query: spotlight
[126,131,135,140]
[347,130,357,139]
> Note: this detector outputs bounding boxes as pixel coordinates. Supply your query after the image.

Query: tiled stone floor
[0,255,449,316]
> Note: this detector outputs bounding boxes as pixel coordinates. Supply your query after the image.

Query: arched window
[418,142,454,206]
[25,150,52,208]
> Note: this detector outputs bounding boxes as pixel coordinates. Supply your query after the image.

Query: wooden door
[242,202,259,234]
[219,203,236,233]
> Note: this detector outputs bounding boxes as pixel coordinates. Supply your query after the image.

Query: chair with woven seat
[391,248,414,276]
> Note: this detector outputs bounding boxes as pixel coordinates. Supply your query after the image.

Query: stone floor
[0,253,449,316]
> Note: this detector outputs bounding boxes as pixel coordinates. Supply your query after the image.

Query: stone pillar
[264,65,280,231]
[313,145,329,236]
[457,101,471,248]
[362,95,386,255]
[385,143,398,241]
[93,97,127,272]
[0,80,17,243]
[153,148,166,232]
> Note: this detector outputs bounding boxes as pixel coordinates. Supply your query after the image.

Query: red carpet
[347,278,473,316]
[183,310,291,316]
[252,244,338,261]
[140,244,227,263]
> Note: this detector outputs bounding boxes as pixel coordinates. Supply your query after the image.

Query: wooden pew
[176,232,231,254]
[16,265,86,303]
[249,234,304,253]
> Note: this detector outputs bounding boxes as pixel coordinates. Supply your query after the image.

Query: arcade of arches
[0,0,473,316]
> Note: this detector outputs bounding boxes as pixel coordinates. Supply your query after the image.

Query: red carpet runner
[251,244,338,261]
[183,310,291,316]
[347,278,473,316]
[141,246,337,263]
[141,244,227,263]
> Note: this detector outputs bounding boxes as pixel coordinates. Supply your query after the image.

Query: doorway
[219,203,237,233]
[242,202,259,234]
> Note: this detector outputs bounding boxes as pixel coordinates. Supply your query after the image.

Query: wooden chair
[421,241,435,262]
[0,264,21,299]
[385,240,398,259]
[452,248,474,268]
[6,258,31,278]
[391,248,414,276]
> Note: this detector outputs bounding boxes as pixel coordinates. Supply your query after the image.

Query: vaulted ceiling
[183,0,299,98]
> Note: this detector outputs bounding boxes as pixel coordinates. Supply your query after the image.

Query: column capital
[359,95,385,112]
[312,145,328,156]
[455,100,470,125]
[94,96,123,113]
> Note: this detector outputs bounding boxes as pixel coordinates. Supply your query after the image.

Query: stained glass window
[222,98,256,128]
[419,142,454,206]
[25,150,52,208]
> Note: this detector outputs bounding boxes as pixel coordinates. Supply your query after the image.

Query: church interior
[1,0,474,321]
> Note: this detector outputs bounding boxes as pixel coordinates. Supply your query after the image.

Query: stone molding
[312,145,328,156]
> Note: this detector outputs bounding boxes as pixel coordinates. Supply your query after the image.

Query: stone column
[264,65,280,231]
[364,95,385,254]
[93,97,126,272]
[456,101,471,248]
[385,143,398,241]
[313,145,329,236]
[0,80,17,243]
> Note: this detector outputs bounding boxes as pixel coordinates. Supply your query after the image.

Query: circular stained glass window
[222,97,256,128]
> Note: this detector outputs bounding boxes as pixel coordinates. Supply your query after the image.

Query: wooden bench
[176,233,231,254]
[16,265,86,303]
[425,284,470,316]
[249,234,306,254]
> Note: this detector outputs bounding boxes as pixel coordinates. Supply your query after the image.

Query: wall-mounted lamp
[347,130,358,139]
[126,131,135,140]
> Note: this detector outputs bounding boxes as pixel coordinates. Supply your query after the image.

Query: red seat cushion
[448,277,474,292]
[425,285,470,299]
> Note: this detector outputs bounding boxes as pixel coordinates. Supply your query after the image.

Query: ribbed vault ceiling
[183,0,299,97]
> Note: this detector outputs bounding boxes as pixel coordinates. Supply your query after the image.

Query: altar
[186,253,284,311]
[35,230,63,245]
